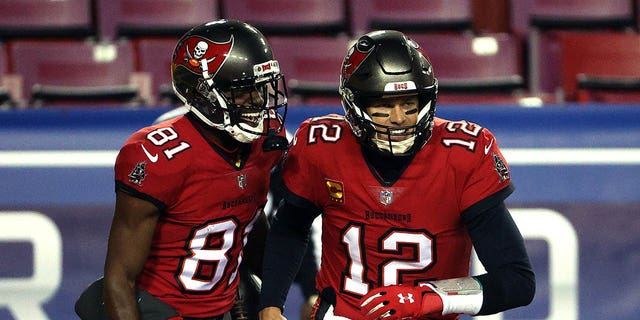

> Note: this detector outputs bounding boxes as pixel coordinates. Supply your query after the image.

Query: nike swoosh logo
[141,144,158,163]
[484,139,494,155]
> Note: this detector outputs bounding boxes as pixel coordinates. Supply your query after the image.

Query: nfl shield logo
[237,174,247,190]
[380,190,393,206]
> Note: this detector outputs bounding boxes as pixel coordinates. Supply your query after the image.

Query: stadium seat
[576,80,640,104]
[471,0,511,33]
[267,36,351,106]
[96,0,220,40]
[0,43,22,107]
[349,0,472,36]
[511,0,634,36]
[638,0,640,31]
[510,0,635,95]
[0,43,8,105]
[222,0,348,36]
[9,40,151,107]
[408,33,527,104]
[558,31,640,103]
[135,38,181,106]
[0,0,94,39]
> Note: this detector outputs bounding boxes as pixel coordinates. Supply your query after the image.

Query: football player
[76,20,287,320]
[130,104,320,320]
[258,30,535,320]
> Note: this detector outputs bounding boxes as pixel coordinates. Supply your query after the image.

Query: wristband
[423,277,483,315]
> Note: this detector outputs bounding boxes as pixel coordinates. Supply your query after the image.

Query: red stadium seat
[638,0,640,31]
[222,0,348,36]
[97,0,220,40]
[0,0,93,39]
[0,43,20,107]
[510,0,635,95]
[9,40,151,107]
[267,36,351,106]
[135,38,181,106]
[408,33,527,104]
[511,0,634,36]
[576,82,640,104]
[349,0,472,35]
[558,31,640,103]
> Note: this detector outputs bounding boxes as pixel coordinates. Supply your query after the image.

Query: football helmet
[339,30,438,155]
[172,20,287,144]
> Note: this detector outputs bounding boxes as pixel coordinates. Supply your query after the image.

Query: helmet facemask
[341,81,437,156]
[188,60,288,144]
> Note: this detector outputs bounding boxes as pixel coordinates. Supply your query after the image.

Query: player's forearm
[243,212,269,277]
[463,201,536,314]
[103,249,145,319]
[259,225,310,310]
[103,275,140,320]
[259,198,319,310]
[473,262,535,315]
[423,271,534,317]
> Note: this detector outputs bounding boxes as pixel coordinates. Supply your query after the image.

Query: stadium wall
[0,104,639,320]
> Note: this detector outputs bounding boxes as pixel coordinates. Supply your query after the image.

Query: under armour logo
[397,293,414,304]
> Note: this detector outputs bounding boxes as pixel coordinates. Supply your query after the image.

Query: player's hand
[359,284,443,319]
[259,306,287,320]
[300,294,318,320]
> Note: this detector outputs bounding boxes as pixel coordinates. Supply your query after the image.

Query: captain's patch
[325,179,344,204]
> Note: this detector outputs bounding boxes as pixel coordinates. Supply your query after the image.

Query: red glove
[359,284,443,320]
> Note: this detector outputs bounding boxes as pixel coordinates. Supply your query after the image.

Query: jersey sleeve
[278,119,325,207]
[114,128,184,210]
[459,126,513,211]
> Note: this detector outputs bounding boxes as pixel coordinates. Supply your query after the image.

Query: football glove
[359,284,443,320]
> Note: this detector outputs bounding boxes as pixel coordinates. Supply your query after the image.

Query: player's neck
[362,146,413,184]
[190,116,242,153]
[205,128,241,153]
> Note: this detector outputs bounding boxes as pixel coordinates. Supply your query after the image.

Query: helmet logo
[342,39,374,82]
[193,41,209,60]
[176,35,233,76]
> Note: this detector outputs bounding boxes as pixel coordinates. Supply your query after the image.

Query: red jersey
[280,114,512,319]
[114,114,284,318]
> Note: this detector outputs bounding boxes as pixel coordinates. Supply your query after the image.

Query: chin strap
[372,135,415,155]
[423,277,484,316]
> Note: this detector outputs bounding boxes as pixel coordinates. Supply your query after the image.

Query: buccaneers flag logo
[174,35,233,76]
[342,38,374,82]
